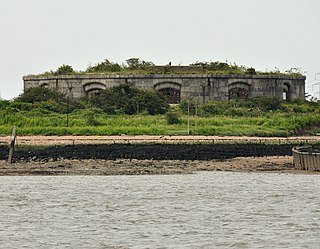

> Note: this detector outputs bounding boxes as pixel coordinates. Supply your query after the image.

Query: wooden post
[187,100,190,135]
[8,126,16,163]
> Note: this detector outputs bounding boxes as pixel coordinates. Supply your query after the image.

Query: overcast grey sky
[0,0,319,100]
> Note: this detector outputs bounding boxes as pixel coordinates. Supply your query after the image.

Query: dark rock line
[0,143,296,163]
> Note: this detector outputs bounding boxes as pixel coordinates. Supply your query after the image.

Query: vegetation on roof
[35,58,304,77]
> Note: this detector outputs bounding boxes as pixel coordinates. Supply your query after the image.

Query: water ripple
[0,172,319,248]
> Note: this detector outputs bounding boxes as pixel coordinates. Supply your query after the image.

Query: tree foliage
[54,64,75,75]
[14,87,66,104]
[166,111,181,124]
[89,84,169,115]
[179,97,289,117]
[85,58,154,73]
[12,87,78,114]
[86,59,122,73]
[190,61,249,74]
[36,58,303,77]
[125,58,154,70]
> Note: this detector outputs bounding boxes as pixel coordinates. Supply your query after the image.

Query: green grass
[1,111,319,136]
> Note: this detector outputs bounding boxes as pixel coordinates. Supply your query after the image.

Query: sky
[0,0,319,100]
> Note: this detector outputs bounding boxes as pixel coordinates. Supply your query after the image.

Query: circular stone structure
[292,146,320,171]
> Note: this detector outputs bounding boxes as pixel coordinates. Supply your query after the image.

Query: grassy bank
[2,86,320,137]
[0,111,319,136]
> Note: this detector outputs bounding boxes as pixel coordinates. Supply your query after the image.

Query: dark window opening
[87,89,101,98]
[228,88,248,99]
[283,84,290,101]
[159,88,181,104]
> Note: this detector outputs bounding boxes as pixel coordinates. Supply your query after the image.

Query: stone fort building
[23,66,305,104]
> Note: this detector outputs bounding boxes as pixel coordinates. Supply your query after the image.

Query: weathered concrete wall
[23,74,306,102]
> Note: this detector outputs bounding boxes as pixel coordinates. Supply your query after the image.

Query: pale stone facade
[23,73,305,103]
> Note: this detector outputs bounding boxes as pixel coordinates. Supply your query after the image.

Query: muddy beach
[0,156,296,176]
[0,135,310,175]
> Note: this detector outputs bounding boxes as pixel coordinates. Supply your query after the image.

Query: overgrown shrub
[201,102,223,115]
[137,90,169,115]
[224,107,251,117]
[89,84,169,115]
[85,112,100,126]
[54,64,75,75]
[245,67,256,75]
[179,99,201,115]
[86,59,122,73]
[166,112,181,124]
[14,87,66,104]
[249,97,283,111]
[125,58,154,70]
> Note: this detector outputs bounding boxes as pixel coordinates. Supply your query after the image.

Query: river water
[0,172,319,249]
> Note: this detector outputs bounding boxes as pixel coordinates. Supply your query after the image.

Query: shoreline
[1,135,320,146]
[1,135,319,175]
[1,156,316,176]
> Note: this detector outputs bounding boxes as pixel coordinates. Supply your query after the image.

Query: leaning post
[8,126,16,164]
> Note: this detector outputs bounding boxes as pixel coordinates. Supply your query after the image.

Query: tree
[86,59,122,73]
[125,58,154,70]
[54,64,75,75]
[89,84,169,115]
[245,67,256,75]
[14,86,66,104]
[13,86,76,113]
[137,90,169,115]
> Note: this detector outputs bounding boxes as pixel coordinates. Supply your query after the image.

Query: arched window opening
[40,83,49,88]
[228,87,248,99]
[228,82,250,100]
[87,89,102,98]
[283,90,288,101]
[154,82,181,104]
[159,88,181,104]
[83,82,106,98]
[283,83,290,101]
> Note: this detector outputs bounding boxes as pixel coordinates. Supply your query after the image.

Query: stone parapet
[23,74,306,80]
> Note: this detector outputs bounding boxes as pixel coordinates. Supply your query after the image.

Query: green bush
[125,58,154,70]
[245,67,256,75]
[55,64,74,75]
[85,112,100,126]
[201,102,223,115]
[89,84,169,115]
[0,100,11,109]
[249,97,283,111]
[179,99,200,115]
[166,112,181,124]
[86,59,122,73]
[224,107,251,117]
[14,87,66,104]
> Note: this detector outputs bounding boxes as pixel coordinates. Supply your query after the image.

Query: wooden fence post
[8,126,16,163]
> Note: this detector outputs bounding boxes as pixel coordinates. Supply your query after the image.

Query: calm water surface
[0,172,319,249]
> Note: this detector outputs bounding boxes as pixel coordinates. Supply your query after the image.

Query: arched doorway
[228,82,250,100]
[83,82,106,98]
[158,88,180,104]
[283,83,291,101]
[39,83,49,88]
[154,82,181,104]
